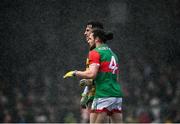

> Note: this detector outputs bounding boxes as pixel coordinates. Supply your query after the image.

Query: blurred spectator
[3,110,12,123]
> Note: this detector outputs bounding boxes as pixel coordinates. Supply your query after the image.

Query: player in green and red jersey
[64,28,123,123]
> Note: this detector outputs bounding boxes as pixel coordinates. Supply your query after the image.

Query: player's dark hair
[92,28,113,43]
[86,20,104,29]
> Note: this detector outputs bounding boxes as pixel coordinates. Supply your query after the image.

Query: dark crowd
[0,55,179,123]
[122,56,180,123]
[0,0,180,123]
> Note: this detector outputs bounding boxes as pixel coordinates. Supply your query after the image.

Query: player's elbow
[84,70,96,79]
[85,67,98,79]
[88,73,97,79]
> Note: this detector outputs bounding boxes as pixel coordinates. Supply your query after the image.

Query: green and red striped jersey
[88,44,123,98]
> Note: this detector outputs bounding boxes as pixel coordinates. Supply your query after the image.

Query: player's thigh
[95,112,108,123]
[111,112,123,123]
[90,112,97,123]
[81,108,89,123]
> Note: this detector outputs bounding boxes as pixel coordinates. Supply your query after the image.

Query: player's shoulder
[89,49,100,57]
[89,49,99,54]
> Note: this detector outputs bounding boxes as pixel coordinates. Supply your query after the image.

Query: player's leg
[81,108,89,123]
[109,97,123,123]
[90,98,98,123]
[94,112,108,123]
[111,112,123,123]
[90,112,97,123]
[90,98,114,123]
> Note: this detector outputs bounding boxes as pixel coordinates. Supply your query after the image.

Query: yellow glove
[63,70,77,78]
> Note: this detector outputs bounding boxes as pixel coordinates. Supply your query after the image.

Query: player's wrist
[73,70,77,76]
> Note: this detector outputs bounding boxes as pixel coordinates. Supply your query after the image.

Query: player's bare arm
[63,64,99,79]
[76,64,99,79]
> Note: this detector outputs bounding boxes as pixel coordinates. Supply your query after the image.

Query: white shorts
[91,97,122,115]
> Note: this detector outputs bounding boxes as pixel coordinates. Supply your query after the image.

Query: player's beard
[89,44,96,50]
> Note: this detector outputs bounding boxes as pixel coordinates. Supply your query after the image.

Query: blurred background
[0,0,180,123]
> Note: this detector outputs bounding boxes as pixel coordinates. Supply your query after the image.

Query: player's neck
[96,42,102,48]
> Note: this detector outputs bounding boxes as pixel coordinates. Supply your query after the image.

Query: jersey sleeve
[88,50,100,66]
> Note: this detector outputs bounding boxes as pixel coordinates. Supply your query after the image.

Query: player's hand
[63,70,77,78]
[79,79,93,87]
